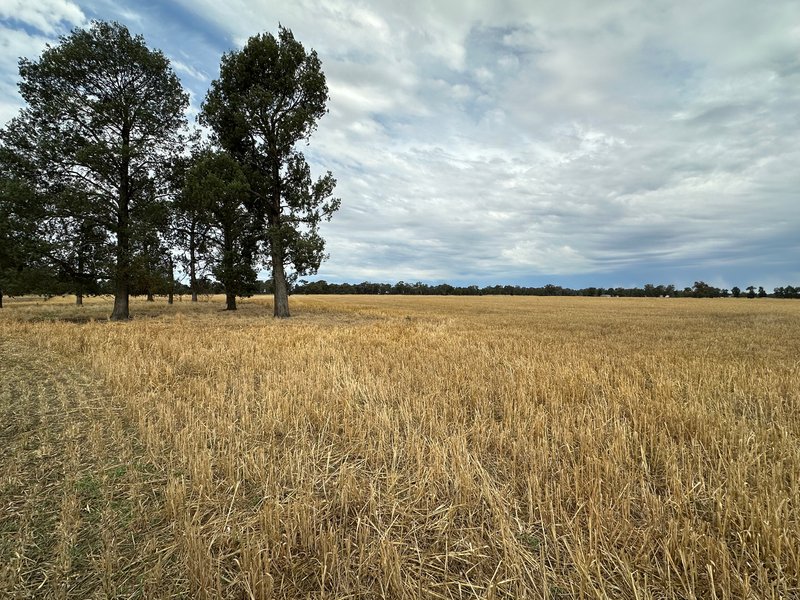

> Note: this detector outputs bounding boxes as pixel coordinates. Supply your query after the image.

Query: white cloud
[171,59,208,82]
[0,26,53,123]
[0,0,85,35]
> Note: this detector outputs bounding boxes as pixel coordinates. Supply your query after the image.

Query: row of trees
[6,277,797,302]
[294,280,800,298]
[0,21,339,318]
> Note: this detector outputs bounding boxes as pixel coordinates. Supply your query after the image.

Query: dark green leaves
[201,27,328,157]
[184,150,258,302]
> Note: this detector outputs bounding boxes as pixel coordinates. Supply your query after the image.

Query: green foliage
[171,152,213,298]
[0,141,112,300]
[0,148,54,300]
[774,286,799,299]
[292,280,800,298]
[201,27,328,159]
[692,281,726,298]
[184,150,258,305]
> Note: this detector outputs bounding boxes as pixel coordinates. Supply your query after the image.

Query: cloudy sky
[2,1,798,289]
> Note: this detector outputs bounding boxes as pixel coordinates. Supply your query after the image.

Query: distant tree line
[4,277,798,304]
[294,280,800,299]
[0,21,338,317]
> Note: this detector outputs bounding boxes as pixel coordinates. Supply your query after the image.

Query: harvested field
[1,295,798,599]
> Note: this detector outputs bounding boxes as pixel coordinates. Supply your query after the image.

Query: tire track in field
[0,332,186,599]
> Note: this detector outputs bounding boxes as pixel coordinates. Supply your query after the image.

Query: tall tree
[184,150,258,310]
[5,20,188,320]
[200,26,340,318]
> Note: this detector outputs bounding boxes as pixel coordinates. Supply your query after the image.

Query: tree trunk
[111,279,129,320]
[76,254,84,306]
[110,123,131,321]
[271,258,290,318]
[190,228,198,302]
[269,177,290,318]
[225,292,237,311]
[0,288,3,309]
[147,290,154,302]
[168,256,174,305]
[221,226,238,311]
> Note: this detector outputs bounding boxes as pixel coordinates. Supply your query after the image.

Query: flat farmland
[1,295,798,599]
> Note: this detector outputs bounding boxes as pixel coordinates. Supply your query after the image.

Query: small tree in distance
[184,150,258,311]
[201,26,340,318]
[173,153,214,302]
[0,151,47,307]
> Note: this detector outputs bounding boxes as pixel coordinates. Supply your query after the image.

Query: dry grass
[1,294,798,599]
[0,312,186,598]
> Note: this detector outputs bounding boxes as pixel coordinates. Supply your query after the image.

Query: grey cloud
[2,0,798,287]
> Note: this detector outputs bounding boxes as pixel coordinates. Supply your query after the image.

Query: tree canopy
[183,150,258,310]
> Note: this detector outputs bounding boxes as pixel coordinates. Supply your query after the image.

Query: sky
[1,0,798,290]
